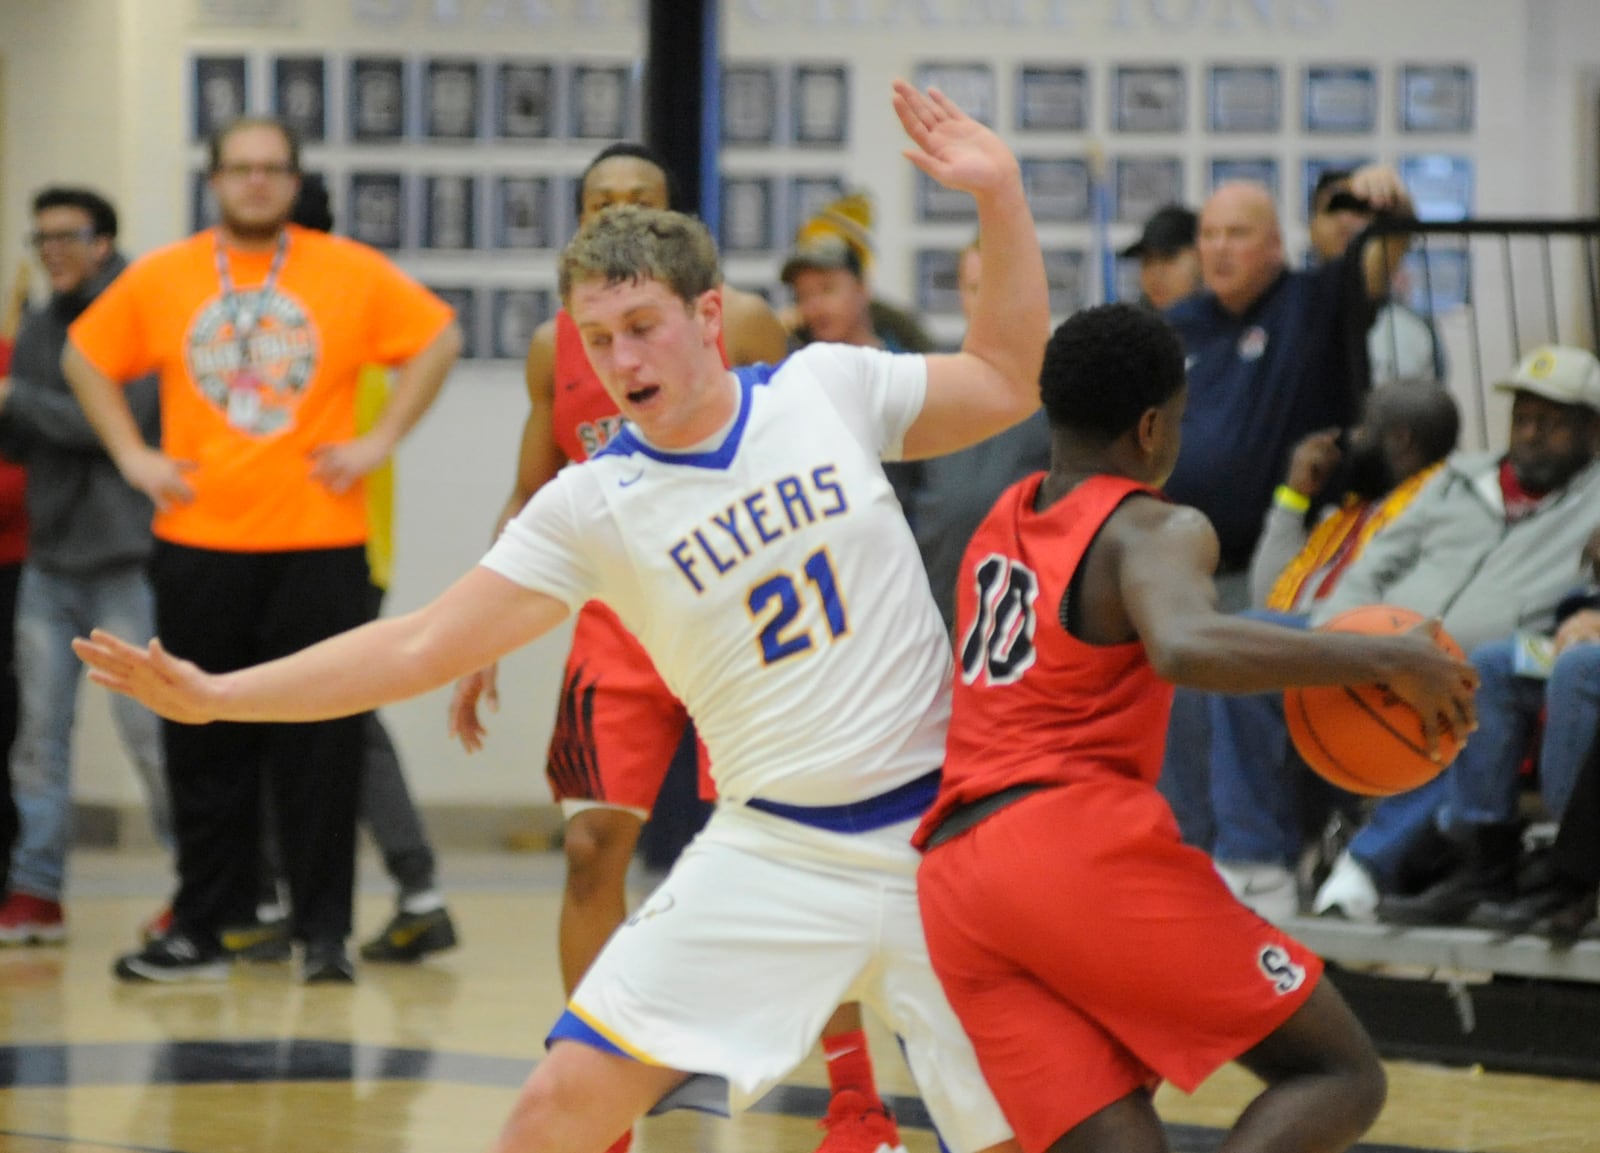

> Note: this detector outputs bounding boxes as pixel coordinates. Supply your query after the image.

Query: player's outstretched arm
[893,80,1049,460]
[74,566,569,726]
[1114,500,1476,752]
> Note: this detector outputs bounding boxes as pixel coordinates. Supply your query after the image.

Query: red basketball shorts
[917,776,1323,1153]
[546,603,714,816]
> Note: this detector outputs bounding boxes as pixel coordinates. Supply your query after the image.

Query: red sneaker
[603,1131,632,1153]
[815,1089,907,1153]
[0,893,67,945]
[140,904,174,944]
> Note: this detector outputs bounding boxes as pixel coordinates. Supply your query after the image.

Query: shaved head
[1198,181,1285,315]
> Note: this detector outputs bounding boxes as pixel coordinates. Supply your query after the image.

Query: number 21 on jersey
[746,547,850,664]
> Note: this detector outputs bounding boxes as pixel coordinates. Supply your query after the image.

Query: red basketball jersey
[550,301,730,464]
[915,473,1175,845]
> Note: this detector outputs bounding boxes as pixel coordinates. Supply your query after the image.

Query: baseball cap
[1494,346,1600,414]
[780,233,865,285]
[1120,205,1197,259]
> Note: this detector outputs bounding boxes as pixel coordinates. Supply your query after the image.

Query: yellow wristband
[1273,484,1311,513]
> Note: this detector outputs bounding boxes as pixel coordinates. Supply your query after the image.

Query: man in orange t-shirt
[64,117,461,984]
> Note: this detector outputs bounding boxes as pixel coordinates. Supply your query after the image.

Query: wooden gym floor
[1,848,1596,1153]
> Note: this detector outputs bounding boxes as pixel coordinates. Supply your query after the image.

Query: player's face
[580,157,670,224]
[210,125,300,243]
[790,266,873,345]
[569,275,731,448]
[1507,391,1599,492]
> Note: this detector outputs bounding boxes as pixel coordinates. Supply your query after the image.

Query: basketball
[1285,605,1466,796]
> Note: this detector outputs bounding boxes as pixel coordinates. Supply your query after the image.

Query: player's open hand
[71,630,219,725]
[448,664,500,754]
[891,80,1019,200]
[1386,620,1478,760]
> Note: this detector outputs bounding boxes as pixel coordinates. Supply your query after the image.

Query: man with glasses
[63,118,462,983]
[0,188,172,947]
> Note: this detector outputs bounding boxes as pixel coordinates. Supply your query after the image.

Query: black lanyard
[213,229,289,380]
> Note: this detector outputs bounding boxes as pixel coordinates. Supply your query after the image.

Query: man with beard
[62,118,462,983]
[0,188,172,946]
[1190,383,1460,920]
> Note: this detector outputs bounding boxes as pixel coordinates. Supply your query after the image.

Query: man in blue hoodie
[0,187,170,945]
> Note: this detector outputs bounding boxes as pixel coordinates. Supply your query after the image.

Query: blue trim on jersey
[595,363,781,472]
[745,768,941,833]
[546,1010,631,1060]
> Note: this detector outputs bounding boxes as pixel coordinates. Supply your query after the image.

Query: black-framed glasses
[214,162,298,180]
[29,228,96,248]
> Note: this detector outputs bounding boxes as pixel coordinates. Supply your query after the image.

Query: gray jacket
[0,252,160,575]
[1310,450,1600,653]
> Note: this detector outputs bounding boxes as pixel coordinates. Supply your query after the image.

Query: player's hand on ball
[1385,619,1478,760]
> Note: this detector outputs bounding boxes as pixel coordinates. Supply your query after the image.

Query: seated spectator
[1308,168,1444,385]
[1121,204,1199,311]
[1302,346,1600,920]
[1474,725,1600,943]
[1249,387,1457,615]
[1158,383,1460,918]
[1165,166,1414,612]
[1378,592,1600,927]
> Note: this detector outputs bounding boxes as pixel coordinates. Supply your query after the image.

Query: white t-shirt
[483,343,953,807]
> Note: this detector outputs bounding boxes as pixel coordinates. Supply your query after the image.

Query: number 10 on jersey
[747,547,850,664]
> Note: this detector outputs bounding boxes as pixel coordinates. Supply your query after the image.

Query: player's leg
[559,803,645,991]
[492,1040,687,1153]
[816,1000,907,1153]
[1042,1095,1165,1153]
[545,636,690,1153]
[1226,980,1386,1153]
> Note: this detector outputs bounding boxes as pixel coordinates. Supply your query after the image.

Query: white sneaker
[1312,850,1378,922]
[1215,861,1299,922]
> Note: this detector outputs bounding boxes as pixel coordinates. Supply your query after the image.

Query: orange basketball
[1285,605,1466,797]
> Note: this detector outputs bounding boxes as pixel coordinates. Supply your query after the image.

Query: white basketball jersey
[484,343,952,807]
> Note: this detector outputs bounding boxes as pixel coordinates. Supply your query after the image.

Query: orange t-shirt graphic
[70,225,453,552]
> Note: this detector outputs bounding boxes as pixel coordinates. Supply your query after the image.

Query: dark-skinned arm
[1114,501,1476,750]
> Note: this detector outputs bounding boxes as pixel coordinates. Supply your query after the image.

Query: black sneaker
[302,939,356,984]
[359,907,459,963]
[220,916,293,962]
[114,930,231,984]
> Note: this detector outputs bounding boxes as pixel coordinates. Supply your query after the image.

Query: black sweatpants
[153,541,368,945]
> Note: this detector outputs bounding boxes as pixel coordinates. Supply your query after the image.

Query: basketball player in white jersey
[75,82,1049,1153]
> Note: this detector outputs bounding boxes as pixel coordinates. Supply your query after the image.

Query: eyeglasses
[214,162,298,180]
[29,228,96,248]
